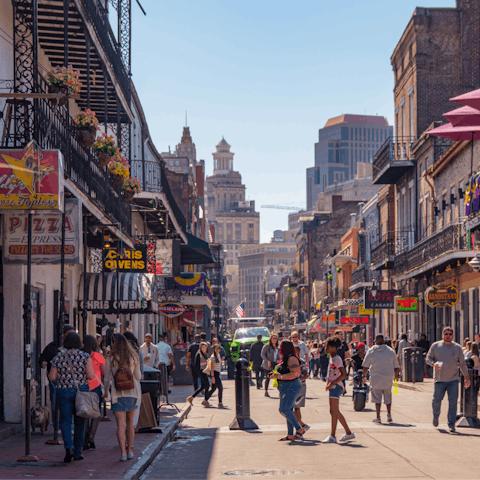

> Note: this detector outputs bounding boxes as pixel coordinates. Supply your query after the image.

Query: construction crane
[261,205,304,210]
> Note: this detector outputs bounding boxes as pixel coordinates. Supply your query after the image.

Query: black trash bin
[227,357,235,380]
[402,347,424,383]
[140,379,161,422]
[172,348,190,385]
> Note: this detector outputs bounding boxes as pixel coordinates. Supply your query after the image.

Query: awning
[78,273,157,314]
[181,233,215,265]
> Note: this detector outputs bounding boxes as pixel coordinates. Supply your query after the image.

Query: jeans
[56,386,88,456]
[48,381,57,429]
[319,356,328,379]
[190,367,201,390]
[206,371,223,403]
[433,380,459,427]
[191,373,210,398]
[308,361,316,377]
[278,379,303,436]
[254,367,264,388]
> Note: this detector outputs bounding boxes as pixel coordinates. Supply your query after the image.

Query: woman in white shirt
[103,334,141,462]
[205,345,224,407]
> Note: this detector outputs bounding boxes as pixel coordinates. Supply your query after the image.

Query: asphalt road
[141,375,480,480]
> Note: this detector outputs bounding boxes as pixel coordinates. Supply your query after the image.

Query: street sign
[395,296,419,312]
[426,285,458,308]
[364,289,397,309]
[341,316,370,324]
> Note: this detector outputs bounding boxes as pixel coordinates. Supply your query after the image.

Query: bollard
[229,357,258,430]
[457,369,480,428]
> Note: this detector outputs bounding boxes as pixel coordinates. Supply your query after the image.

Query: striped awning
[78,273,157,314]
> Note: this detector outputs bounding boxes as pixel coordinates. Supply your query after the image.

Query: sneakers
[127,452,134,459]
[387,414,393,423]
[322,435,337,443]
[372,417,381,423]
[433,416,439,427]
[339,432,355,442]
[449,424,456,433]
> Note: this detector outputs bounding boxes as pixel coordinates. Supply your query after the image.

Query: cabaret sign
[426,285,458,308]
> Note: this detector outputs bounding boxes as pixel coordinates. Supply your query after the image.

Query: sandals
[279,435,296,442]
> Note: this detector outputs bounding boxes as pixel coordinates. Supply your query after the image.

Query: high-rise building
[306,114,392,209]
[205,138,260,313]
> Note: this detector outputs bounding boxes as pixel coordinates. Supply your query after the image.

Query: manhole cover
[223,470,303,476]
[0,461,66,468]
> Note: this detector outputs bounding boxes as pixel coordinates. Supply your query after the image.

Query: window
[248,223,254,228]
[409,91,414,137]
[451,187,456,223]
[402,105,405,138]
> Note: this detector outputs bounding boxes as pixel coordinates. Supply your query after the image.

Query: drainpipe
[413,158,418,243]
[424,169,436,233]
[142,131,149,191]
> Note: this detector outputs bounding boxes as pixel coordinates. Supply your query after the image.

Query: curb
[121,403,192,480]
[397,382,422,392]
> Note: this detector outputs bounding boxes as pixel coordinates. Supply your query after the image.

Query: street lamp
[370,281,378,338]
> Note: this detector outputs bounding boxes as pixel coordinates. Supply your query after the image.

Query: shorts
[294,382,307,408]
[329,384,344,399]
[371,388,392,405]
[111,396,137,412]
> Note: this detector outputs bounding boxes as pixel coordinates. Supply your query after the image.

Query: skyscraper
[306,114,392,209]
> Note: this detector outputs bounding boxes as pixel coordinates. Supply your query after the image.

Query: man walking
[291,331,309,369]
[426,326,470,432]
[157,334,176,377]
[397,333,411,370]
[139,333,160,368]
[250,334,264,389]
[186,334,201,390]
[362,334,400,423]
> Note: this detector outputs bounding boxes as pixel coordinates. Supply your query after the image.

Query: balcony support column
[86,34,91,109]
[63,0,69,65]
[116,94,121,148]
[104,72,108,135]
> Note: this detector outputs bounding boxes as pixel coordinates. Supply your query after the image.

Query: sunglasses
[292,335,298,338]
[444,332,453,336]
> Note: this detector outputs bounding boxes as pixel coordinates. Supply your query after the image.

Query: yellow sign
[358,303,378,316]
[0,143,63,210]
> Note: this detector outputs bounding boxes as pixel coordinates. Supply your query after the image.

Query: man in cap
[139,333,160,368]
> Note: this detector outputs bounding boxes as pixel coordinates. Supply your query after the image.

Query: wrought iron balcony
[393,223,468,277]
[372,136,417,185]
[350,263,381,291]
[371,231,414,270]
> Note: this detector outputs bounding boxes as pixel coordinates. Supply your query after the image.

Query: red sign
[395,296,419,312]
[341,316,370,324]
[158,303,186,318]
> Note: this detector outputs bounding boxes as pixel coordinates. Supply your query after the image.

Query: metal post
[104,73,108,135]
[82,216,88,338]
[100,230,110,422]
[86,35,90,109]
[18,213,37,462]
[116,236,120,333]
[229,358,258,430]
[63,0,68,66]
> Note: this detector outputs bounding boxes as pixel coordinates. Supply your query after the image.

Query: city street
[142,375,480,480]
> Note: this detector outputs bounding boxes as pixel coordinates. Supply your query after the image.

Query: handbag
[202,364,211,376]
[65,352,101,419]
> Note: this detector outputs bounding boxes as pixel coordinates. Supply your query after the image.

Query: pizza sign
[158,302,186,318]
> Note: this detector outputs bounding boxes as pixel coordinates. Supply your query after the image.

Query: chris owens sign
[426,285,458,308]
[104,245,147,272]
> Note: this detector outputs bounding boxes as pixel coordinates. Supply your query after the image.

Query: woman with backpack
[103,333,141,461]
[186,342,211,407]
[82,335,105,451]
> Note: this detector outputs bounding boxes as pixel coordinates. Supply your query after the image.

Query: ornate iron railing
[393,223,468,276]
[371,231,414,266]
[351,263,381,286]
[79,0,131,103]
[372,136,417,179]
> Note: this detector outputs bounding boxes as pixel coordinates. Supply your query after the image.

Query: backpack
[114,366,134,391]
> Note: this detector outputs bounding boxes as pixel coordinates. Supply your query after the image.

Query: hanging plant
[47,65,82,106]
[73,109,99,148]
[94,133,118,167]
[122,177,141,202]
[108,155,130,188]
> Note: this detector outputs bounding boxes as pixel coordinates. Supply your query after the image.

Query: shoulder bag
[66,352,101,419]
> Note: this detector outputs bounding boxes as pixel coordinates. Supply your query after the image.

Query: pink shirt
[89,351,105,391]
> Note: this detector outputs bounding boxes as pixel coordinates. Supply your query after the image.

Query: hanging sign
[426,285,458,308]
[0,143,63,210]
[104,245,147,272]
[158,302,186,318]
[341,316,370,324]
[4,198,80,264]
[364,289,397,309]
[153,239,181,277]
[358,303,378,315]
[395,296,419,312]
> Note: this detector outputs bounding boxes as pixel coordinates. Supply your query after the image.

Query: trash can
[227,356,235,380]
[172,348,190,385]
[402,347,424,383]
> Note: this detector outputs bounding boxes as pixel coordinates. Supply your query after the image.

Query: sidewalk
[0,384,193,479]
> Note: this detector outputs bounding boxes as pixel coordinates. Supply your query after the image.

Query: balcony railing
[372,136,416,184]
[351,263,381,288]
[371,231,414,268]
[394,223,468,276]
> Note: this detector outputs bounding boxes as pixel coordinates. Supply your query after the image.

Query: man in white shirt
[156,334,176,377]
[397,333,412,370]
[291,331,309,369]
[139,333,159,368]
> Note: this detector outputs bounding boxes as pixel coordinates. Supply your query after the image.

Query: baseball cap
[145,333,153,338]
[357,342,365,348]
[63,325,75,333]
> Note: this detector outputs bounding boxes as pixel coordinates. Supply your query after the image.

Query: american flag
[235,301,245,318]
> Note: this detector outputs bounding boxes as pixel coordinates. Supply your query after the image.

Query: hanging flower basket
[112,174,124,188]
[123,188,134,202]
[98,152,111,167]
[76,125,97,148]
[48,84,69,106]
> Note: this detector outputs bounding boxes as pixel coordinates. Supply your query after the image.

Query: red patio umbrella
[443,105,480,127]
[451,88,480,110]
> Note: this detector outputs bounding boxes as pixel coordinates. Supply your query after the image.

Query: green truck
[229,326,271,363]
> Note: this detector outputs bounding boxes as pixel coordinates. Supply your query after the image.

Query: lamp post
[324,265,333,338]
[370,281,378,339]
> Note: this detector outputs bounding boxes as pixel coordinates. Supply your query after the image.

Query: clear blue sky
[131,0,454,242]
